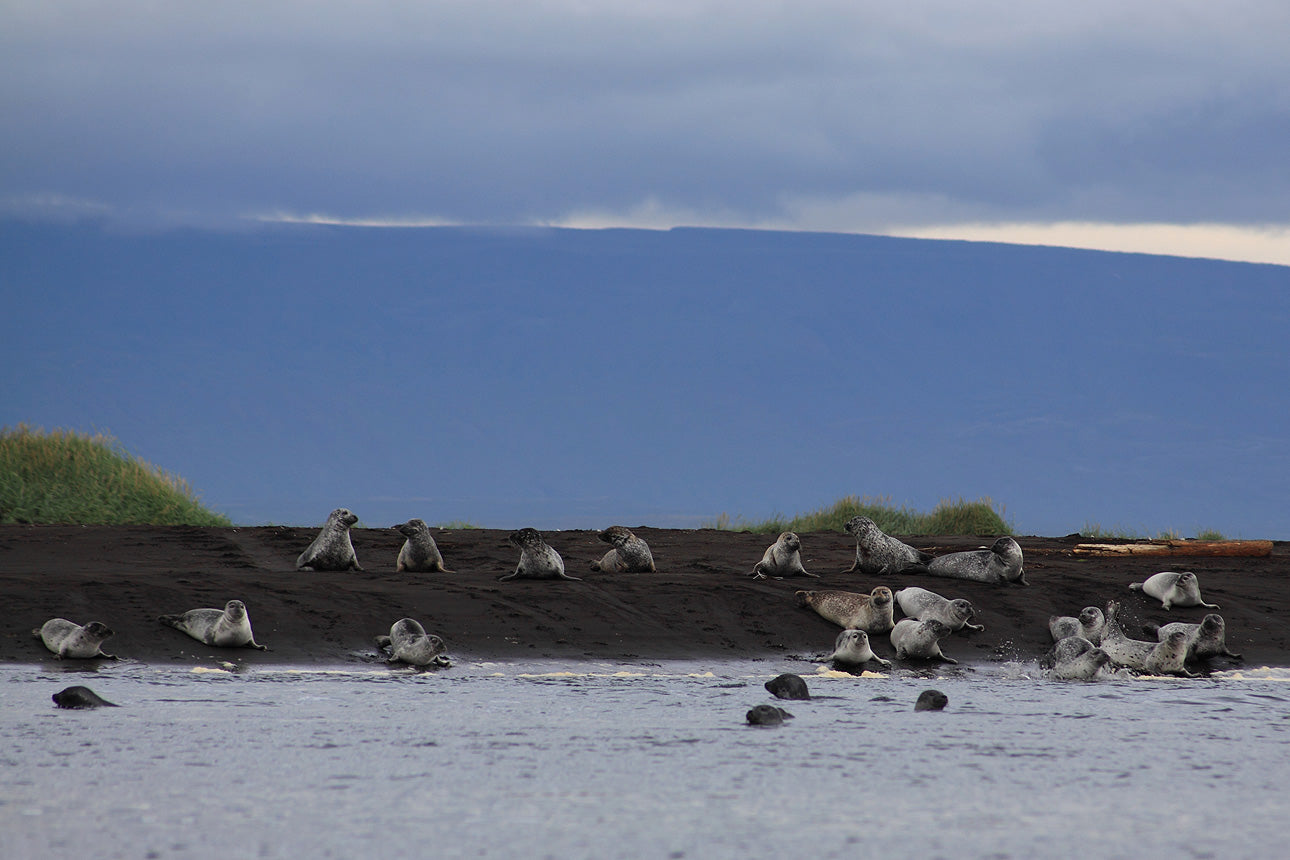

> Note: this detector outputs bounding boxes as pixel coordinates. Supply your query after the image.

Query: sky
[3,1,1289,264]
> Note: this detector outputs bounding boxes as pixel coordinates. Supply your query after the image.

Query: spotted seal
[925,536,1026,585]
[1144,614,1242,662]
[375,618,450,667]
[1048,607,1105,645]
[894,586,984,632]
[746,704,793,726]
[52,686,119,709]
[890,618,957,663]
[1040,636,1112,681]
[764,673,811,700]
[843,516,932,574]
[1129,571,1218,610]
[32,619,118,660]
[751,532,817,579]
[590,526,656,573]
[158,600,268,650]
[297,508,362,571]
[795,586,895,634]
[915,690,949,711]
[1099,601,1194,675]
[499,528,582,582]
[823,628,893,669]
[393,519,451,573]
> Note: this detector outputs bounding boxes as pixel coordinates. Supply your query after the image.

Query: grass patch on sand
[704,495,1012,536]
[0,424,231,526]
[1080,522,1226,541]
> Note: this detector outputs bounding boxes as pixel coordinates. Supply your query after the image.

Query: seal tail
[157,614,183,629]
[1128,582,1144,591]
[1141,622,1161,638]
[899,563,932,575]
[794,590,814,607]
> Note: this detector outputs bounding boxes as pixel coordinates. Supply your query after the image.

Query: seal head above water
[52,686,119,709]
[746,704,794,726]
[764,673,811,700]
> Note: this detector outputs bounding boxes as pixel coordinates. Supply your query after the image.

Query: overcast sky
[3,1,1288,262]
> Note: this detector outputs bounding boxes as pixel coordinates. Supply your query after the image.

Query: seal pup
[1129,571,1218,610]
[890,618,958,663]
[32,619,118,659]
[823,629,893,669]
[751,532,817,579]
[746,704,793,726]
[393,519,451,573]
[915,690,949,711]
[52,686,119,709]
[375,618,450,667]
[843,516,932,574]
[297,508,362,571]
[764,673,811,700]
[499,528,582,582]
[1048,607,1105,645]
[1144,614,1242,662]
[1099,601,1193,675]
[894,586,984,632]
[925,536,1026,585]
[158,600,268,650]
[795,587,895,634]
[590,525,656,573]
[1040,636,1112,681]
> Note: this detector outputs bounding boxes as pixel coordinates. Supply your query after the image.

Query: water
[3,660,1289,859]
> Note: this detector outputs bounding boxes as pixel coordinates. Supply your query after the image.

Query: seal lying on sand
[394,519,451,573]
[297,508,362,571]
[751,532,817,579]
[33,619,118,659]
[746,704,793,726]
[1129,571,1218,610]
[1048,607,1105,645]
[894,587,984,632]
[1144,614,1242,662]
[590,526,656,573]
[823,629,893,669]
[1040,636,1112,681]
[500,528,582,582]
[795,587,895,634]
[1100,601,1193,675]
[925,537,1027,585]
[843,516,932,574]
[890,618,957,663]
[52,686,119,709]
[158,600,268,650]
[375,618,450,667]
[764,673,811,700]
[915,690,949,711]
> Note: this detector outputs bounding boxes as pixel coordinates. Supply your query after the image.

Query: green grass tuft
[1081,522,1226,541]
[703,495,1012,536]
[0,424,232,526]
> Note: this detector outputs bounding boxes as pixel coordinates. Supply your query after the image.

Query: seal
[296,508,363,571]
[393,519,451,573]
[32,618,118,659]
[1047,607,1105,645]
[894,586,984,632]
[590,525,656,573]
[52,686,119,709]
[915,689,949,711]
[1129,571,1218,610]
[1040,636,1112,681]
[764,673,811,700]
[795,586,895,634]
[158,599,268,650]
[889,618,957,663]
[375,618,450,667]
[925,537,1027,585]
[843,516,932,574]
[751,532,817,579]
[746,704,793,726]
[1144,614,1242,662]
[1099,600,1194,675]
[823,628,893,669]
[499,528,583,582]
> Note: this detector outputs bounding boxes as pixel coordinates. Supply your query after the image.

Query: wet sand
[2,525,1286,667]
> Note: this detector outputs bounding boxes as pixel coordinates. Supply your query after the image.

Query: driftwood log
[1071,540,1273,558]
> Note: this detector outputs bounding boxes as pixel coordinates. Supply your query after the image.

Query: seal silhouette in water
[1129,571,1218,610]
[33,619,118,659]
[590,526,656,573]
[764,673,810,700]
[751,532,817,579]
[746,704,793,726]
[393,519,451,573]
[158,600,268,650]
[795,587,895,634]
[843,516,932,574]
[914,690,948,711]
[376,618,450,667]
[894,587,984,633]
[52,686,119,709]
[297,508,363,571]
[500,528,582,581]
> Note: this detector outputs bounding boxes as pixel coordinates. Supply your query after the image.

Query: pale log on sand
[1071,540,1272,558]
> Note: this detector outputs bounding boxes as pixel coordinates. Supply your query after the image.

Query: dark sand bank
[2,525,1286,668]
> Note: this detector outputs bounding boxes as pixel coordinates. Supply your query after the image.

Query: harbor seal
[32,619,118,659]
[764,673,811,700]
[375,618,450,667]
[1129,571,1218,610]
[894,586,984,632]
[843,516,932,574]
[746,704,793,726]
[925,536,1027,585]
[1047,607,1105,645]
[52,686,119,709]
[890,618,957,663]
[915,690,949,711]
[1040,636,1112,681]
[751,532,817,579]
[1099,601,1194,675]
[499,528,582,582]
[393,519,451,573]
[297,508,362,571]
[590,526,656,573]
[158,600,268,650]
[795,586,895,634]
[1144,614,1242,662]
[823,628,893,669]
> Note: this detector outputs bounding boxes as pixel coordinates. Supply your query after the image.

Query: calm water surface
[3,659,1288,859]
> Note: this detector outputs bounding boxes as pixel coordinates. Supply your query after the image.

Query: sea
[3,658,1288,860]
